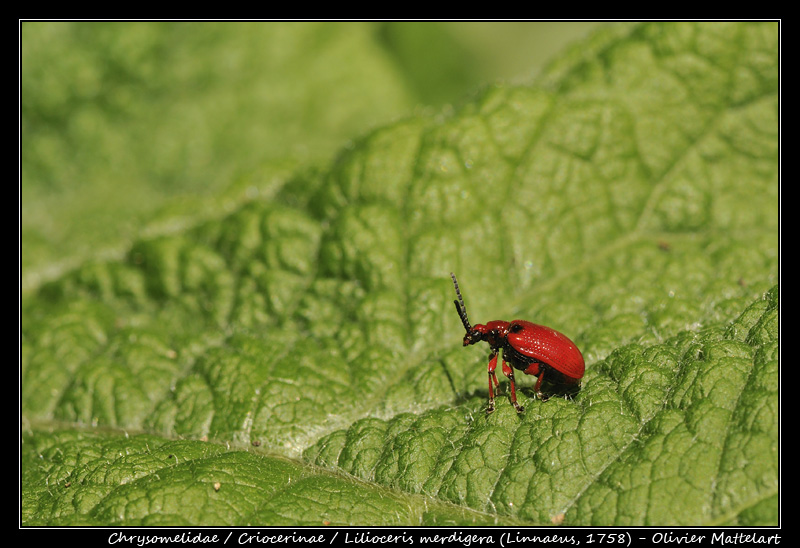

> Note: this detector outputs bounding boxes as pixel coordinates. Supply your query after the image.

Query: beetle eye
[510,323,524,333]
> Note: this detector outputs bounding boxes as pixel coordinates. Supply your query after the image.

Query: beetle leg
[533,368,550,401]
[501,358,524,413]
[486,352,499,413]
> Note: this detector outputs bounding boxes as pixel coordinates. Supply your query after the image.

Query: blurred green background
[20,21,604,293]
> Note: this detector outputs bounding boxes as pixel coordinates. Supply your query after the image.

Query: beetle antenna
[450,272,472,332]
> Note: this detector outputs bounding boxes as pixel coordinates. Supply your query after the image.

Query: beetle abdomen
[506,320,585,380]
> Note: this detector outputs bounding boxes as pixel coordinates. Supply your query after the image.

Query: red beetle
[451,273,584,413]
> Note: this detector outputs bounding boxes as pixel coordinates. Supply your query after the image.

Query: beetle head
[462,324,490,346]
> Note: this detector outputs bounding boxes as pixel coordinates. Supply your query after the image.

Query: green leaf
[305,288,778,525]
[21,429,511,526]
[21,22,778,526]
